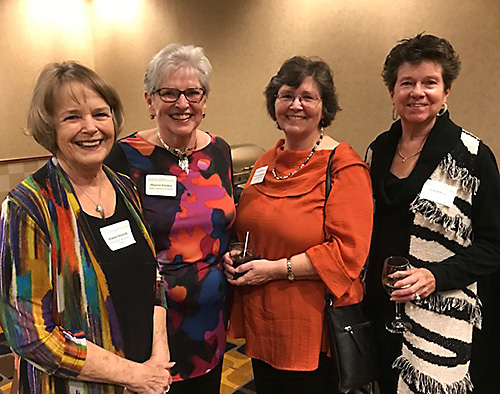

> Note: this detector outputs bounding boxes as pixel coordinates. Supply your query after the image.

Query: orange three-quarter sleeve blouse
[229,141,373,371]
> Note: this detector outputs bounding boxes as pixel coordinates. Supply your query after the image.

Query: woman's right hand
[124,359,174,394]
[226,258,282,286]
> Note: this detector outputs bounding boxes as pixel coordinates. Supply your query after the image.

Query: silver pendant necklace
[272,133,324,180]
[72,173,106,219]
[95,204,105,219]
[157,130,197,174]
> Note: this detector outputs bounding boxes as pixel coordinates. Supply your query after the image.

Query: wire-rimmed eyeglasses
[275,93,321,107]
[154,87,206,103]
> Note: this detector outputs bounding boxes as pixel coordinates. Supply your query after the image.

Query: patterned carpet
[0,333,254,394]
[0,331,14,394]
[0,332,379,393]
[221,338,256,394]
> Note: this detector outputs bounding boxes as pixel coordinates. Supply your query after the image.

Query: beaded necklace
[272,133,324,180]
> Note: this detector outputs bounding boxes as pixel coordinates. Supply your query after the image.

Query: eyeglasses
[154,87,205,103]
[275,93,321,107]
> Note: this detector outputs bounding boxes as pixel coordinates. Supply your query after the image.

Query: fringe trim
[393,356,473,394]
[409,197,473,240]
[439,154,480,195]
[416,293,482,329]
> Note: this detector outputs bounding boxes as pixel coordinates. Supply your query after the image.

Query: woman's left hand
[390,267,436,303]
[143,358,174,391]
[226,258,280,286]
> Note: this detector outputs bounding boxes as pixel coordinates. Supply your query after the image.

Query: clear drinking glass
[381,256,412,334]
[229,241,255,279]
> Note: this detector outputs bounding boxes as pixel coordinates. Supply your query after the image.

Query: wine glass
[381,256,412,334]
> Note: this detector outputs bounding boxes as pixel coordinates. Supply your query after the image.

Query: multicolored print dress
[106,132,235,381]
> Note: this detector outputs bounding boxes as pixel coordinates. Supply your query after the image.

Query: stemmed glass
[381,256,412,334]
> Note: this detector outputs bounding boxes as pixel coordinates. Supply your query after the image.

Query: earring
[392,107,399,121]
[275,121,281,130]
[150,114,155,120]
[202,113,206,119]
[437,102,448,117]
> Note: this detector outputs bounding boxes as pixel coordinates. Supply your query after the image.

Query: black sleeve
[427,142,500,291]
[105,142,132,177]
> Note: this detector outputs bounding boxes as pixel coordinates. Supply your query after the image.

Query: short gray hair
[144,44,212,96]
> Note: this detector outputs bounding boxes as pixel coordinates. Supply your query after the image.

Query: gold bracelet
[286,258,295,281]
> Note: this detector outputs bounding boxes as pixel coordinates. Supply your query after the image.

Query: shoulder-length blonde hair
[27,61,124,154]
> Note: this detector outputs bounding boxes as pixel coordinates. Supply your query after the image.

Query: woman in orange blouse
[223,56,373,393]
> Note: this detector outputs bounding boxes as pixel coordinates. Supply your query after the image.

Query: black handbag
[325,296,377,393]
[324,148,377,393]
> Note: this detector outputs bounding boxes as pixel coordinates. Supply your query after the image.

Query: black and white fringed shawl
[394,130,482,394]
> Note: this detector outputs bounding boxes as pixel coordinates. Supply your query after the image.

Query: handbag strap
[323,147,336,234]
[325,147,336,201]
[324,148,336,304]
[324,145,368,304]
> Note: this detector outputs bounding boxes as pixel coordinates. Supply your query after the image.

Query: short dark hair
[382,33,461,92]
[264,56,341,128]
[27,61,124,154]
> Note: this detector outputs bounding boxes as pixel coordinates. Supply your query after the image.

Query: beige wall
[0,0,94,158]
[2,0,500,159]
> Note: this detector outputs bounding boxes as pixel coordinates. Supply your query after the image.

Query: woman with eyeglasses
[106,44,235,394]
[223,56,373,393]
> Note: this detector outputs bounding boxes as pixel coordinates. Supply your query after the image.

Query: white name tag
[250,166,268,185]
[420,179,457,207]
[146,174,177,197]
[100,220,136,251]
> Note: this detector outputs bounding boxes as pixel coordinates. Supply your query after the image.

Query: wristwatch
[286,258,295,281]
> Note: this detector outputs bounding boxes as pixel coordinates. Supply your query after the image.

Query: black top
[84,193,157,363]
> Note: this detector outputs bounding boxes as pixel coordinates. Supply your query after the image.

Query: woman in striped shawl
[365,34,500,394]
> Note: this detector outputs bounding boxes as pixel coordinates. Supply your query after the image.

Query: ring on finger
[414,293,421,302]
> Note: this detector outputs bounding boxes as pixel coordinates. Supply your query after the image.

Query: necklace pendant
[401,157,407,163]
[179,157,190,174]
[95,204,105,220]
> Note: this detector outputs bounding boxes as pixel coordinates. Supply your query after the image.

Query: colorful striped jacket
[0,158,157,394]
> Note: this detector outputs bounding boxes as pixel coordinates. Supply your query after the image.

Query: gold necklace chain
[397,136,428,163]
[272,133,324,180]
[157,130,197,174]
[397,145,423,163]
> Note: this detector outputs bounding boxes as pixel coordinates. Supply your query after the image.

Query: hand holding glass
[381,256,412,334]
[229,242,255,279]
